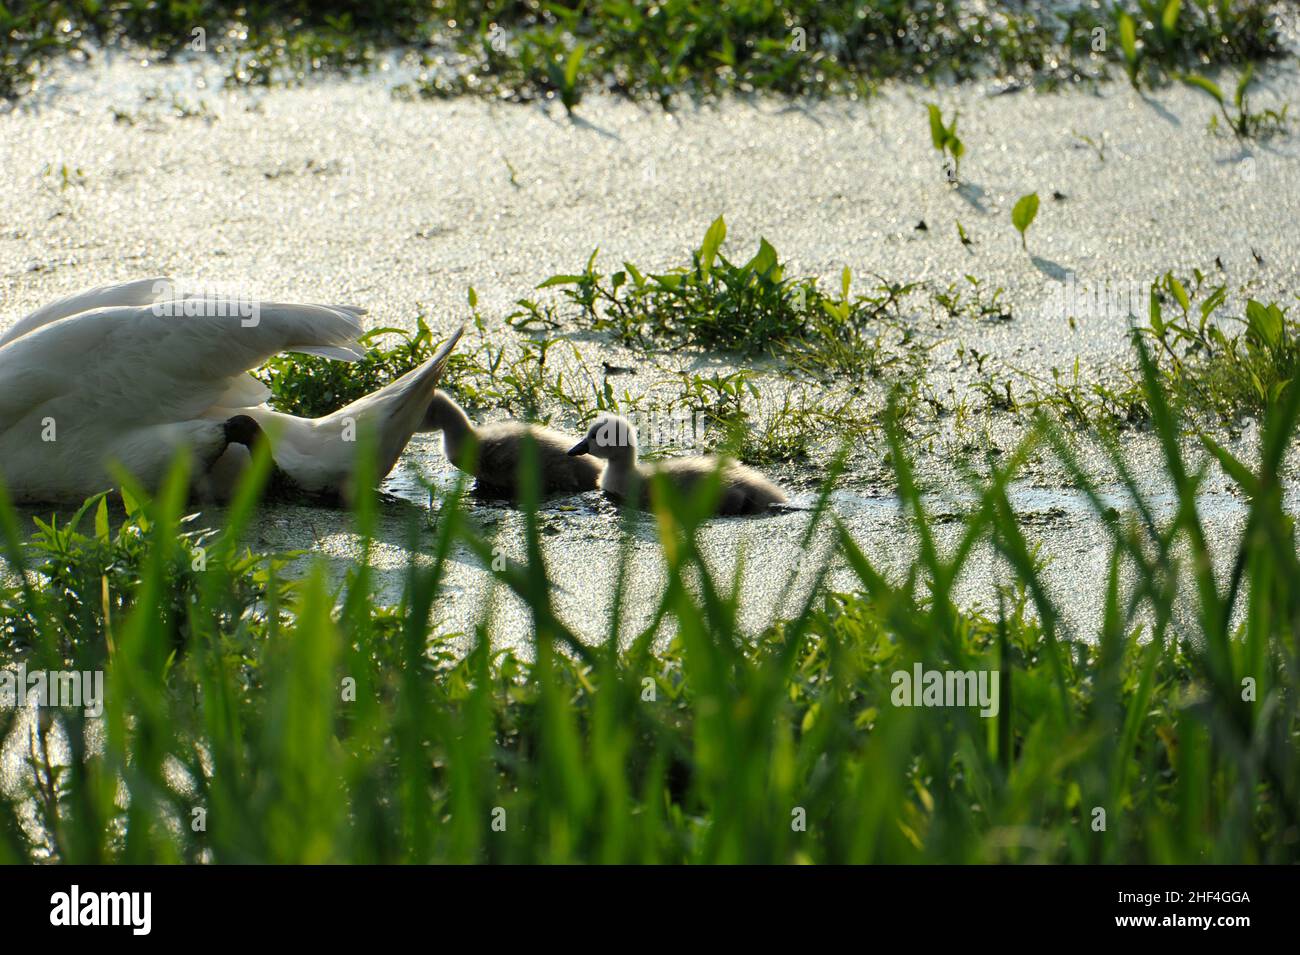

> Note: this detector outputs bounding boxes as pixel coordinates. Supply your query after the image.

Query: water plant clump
[960,274,1300,434]
[255,313,456,418]
[1180,65,1290,140]
[1141,273,1300,419]
[527,217,922,363]
[2,2,1288,103]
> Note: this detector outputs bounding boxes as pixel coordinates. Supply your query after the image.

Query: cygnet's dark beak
[567,439,591,457]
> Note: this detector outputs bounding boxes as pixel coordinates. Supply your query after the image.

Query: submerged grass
[0,333,1297,863]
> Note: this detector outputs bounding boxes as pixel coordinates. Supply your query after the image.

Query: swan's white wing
[0,277,370,357]
[0,300,367,429]
[214,373,273,410]
[0,276,173,347]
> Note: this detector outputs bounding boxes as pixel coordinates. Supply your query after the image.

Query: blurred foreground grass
[0,336,1297,863]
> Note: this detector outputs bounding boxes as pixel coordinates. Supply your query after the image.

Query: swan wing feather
[0,300,367,429]
[0,276,174,347]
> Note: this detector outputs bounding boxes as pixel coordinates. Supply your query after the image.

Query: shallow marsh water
[1,52,1299,654]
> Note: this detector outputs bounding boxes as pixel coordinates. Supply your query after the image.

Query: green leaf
[1161,0,1182,37]
[1180,72,1224,105]
[536,274,585,288]
[1235,62,1254,110]
[1249,368,1266,401]
[1200,433,1260,496]
[94,495,110,541]
[926,103,946,150]
[699,216,726,274]
[1200,285,1227,322]
[822,300,848,322]
[564,44,586,90]
[748,237,779,277]
[120,485,140,517]
[1118,12,1138,65]
[1149,287,1164,337]
[1011,192,1039,249]
[1245,299,1282,350]
[358,325,409,344]
[1167,273,1189,314]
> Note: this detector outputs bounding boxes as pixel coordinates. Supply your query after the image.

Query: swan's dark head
[222,414,264,450]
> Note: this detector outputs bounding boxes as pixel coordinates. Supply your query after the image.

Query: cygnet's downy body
[567,415,786,515]
[422,390,602,495]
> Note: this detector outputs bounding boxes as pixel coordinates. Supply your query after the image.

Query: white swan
[0,278,462,504]
[567,414,787,515]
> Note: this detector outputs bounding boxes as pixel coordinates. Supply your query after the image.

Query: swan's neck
[598,445,638,497]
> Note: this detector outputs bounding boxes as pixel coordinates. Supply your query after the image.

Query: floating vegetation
[1,2,1289,104]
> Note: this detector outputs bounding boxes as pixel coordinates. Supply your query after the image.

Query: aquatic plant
[1142,273,1299,417]
[1,1,1287,103]
[1011,193,1039,251]
[979,274,1300,428]
[926,104,964,183]
[530,217,922,365]
[1117,10,1142,89]
[255,313,459,418]
[1179,65,1290,140]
